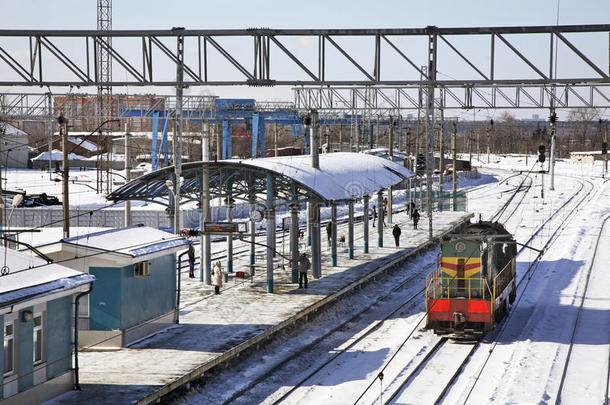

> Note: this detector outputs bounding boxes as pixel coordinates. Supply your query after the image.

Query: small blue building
[1,248,95,404]
[37,224,189,348]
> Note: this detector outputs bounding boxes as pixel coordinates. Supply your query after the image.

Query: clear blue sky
[4,0,609,30]
[2,0,609,119]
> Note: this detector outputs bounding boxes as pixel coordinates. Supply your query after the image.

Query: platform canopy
[107,152,414,208]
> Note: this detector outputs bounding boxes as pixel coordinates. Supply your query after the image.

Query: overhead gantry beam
[0,25,609,88]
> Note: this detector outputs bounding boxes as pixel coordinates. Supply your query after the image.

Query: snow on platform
[46,210,471,405]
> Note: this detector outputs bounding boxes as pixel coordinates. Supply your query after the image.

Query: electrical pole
[452,121,457,210]
[487,119,493,164]
[124,124,131,226]
[439,110,444,193]
[59,115,70,239]
[274,121,278,157]
[425,28,436,240]
[387,116,393,224]
[173,30,185,234]
[549,109,557,190]
[201,121,211,284]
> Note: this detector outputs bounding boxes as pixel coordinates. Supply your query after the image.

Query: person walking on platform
[371,206,377,227]
[298,252,310,289]
[213,260,223,294]
[326,221,332,249]
[188,244,196,278]
[409,200,416,218]
[392,224,402,247]
[412,209,420,229]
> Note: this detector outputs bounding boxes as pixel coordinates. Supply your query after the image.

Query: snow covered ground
[169,156,610,405]
[9,155,608,404]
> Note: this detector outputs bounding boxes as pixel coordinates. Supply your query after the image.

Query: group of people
[185,198,423,295]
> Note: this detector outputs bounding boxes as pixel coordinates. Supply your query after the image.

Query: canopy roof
[108,152,414,207]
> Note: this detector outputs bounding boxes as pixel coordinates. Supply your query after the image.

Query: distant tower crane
[97,0,112,192]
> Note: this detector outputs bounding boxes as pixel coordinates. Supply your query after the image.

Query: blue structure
[37,225,189,348]
[1,249,94,403]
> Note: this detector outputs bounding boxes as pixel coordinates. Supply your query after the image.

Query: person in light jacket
[213,260,223,294]
[298,252,310,289]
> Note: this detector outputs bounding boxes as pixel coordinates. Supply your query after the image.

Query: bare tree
[567,107,601,151]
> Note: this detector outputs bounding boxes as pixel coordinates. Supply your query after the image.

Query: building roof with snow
[36,224,189,265]
[0,122,28,137]
[0,248,94,313]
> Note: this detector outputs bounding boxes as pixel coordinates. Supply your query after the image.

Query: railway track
[173,171,597,405]
[555,215,610,404]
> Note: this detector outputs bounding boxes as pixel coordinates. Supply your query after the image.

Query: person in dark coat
[298,252,310,289]
[412,209,420,229]
[371,206,377,227]
[326,221,332,248]
[392,224,401,247]
[409,200,416,218]
[187,244,196,278]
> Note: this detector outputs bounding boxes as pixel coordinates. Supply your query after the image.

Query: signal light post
[538,144,546,199]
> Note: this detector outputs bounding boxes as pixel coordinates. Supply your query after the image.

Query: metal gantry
[0,25,609,88]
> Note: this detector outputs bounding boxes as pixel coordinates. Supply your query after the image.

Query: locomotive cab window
[134,261,150,277]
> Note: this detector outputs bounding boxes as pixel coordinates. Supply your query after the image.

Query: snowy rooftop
[37,224,189,259]
[67,137,100,152]
[0,248,94,311]
[227,152,414,201]
[0,122,28,137]
[111,152,414,205]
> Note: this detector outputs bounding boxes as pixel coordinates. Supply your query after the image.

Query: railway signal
[602,142,608,155]
[538,145,546,163]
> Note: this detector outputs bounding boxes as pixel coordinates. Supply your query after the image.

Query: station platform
[48,210,473,405]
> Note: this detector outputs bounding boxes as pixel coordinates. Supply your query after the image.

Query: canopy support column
[311,202,321,279]
[265,174,275,293]
[363,195,369,253]
[290,203,300,283]
[226,192,234,273]
[201,122,211,284]
[348,199,354,259]
[331,202,337,266]
[249,196,256,265]
[377,191,384,247]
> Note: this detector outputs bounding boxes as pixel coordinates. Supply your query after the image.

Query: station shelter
[108,152,414,293]
[35,225,189,348]
[0,248,94,404]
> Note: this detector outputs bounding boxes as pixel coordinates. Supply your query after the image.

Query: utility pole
[124,124,131,226]
[173,29,185,234]
[59,115,70,239]
[425,29,436,240]
[549,109,557,190]
[439,110,444,193]
[274,121,278,157]
[201,121,211,284]
[487,119,493,164]
[452,121,457,210]
[387,116,393,224]
[309,109,321,279]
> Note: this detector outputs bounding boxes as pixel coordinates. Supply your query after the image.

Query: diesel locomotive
[425,221,517,338]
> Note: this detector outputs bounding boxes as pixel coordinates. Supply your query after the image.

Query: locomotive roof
[445,221,513,240]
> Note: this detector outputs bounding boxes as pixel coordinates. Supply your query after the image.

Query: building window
[3,321,15,376]
[134,261,150,277]
[33,314,44,365]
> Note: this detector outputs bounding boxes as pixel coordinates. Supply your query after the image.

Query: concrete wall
[8,204,251,230]
[2,135,29,168]
[89,254,176,331]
